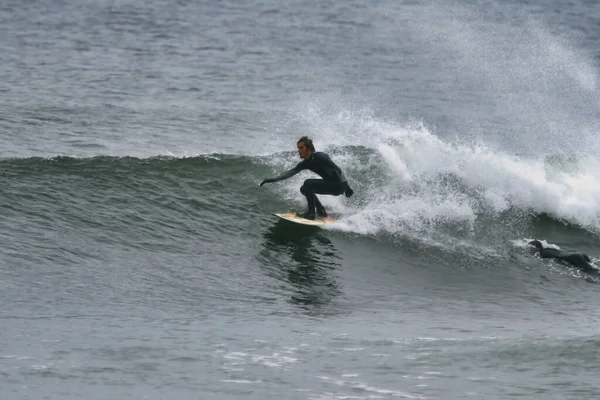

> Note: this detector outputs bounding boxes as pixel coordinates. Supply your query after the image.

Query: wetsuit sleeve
[269,160,306,182]
[318,153,347,183]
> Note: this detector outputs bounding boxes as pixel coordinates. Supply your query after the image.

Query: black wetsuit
[529,240,596,273]
[266,152,350,216]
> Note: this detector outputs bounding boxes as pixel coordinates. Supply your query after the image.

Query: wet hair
[297,136,315,152]
[528,240,543,250]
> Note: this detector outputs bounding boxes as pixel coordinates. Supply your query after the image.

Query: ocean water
[2,0,600,399]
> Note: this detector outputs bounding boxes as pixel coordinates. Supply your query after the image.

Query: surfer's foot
[316,208,328,218]
[297,211,316,220]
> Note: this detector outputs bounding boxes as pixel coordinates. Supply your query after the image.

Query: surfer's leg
[305,179,344,196]
[300,179,321,219]
[558,254,597,273]
[314,195,327,217]
[300,179,343,218]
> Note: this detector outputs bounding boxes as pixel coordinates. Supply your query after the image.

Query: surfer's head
[528,240,544,250]
[297,136,315,159]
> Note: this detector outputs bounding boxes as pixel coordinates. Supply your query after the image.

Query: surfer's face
[297,142,311,159]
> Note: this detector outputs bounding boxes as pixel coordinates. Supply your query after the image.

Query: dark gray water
[2,1,600,399]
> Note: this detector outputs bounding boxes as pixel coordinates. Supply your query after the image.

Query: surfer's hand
[260,179,273,187]
[343,183,354,198]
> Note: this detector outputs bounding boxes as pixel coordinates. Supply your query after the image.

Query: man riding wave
[260,136,354,220]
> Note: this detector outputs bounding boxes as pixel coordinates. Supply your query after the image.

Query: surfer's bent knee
[300,179,312,195]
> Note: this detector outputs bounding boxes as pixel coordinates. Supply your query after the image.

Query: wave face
[2,140,598,260]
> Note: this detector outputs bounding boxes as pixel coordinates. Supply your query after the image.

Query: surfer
[260,136,354,220]
[528,240,596,273]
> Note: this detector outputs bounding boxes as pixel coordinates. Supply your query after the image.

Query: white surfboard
[273,212,338,227]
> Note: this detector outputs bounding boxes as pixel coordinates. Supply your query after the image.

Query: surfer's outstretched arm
[260,164,303,186]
